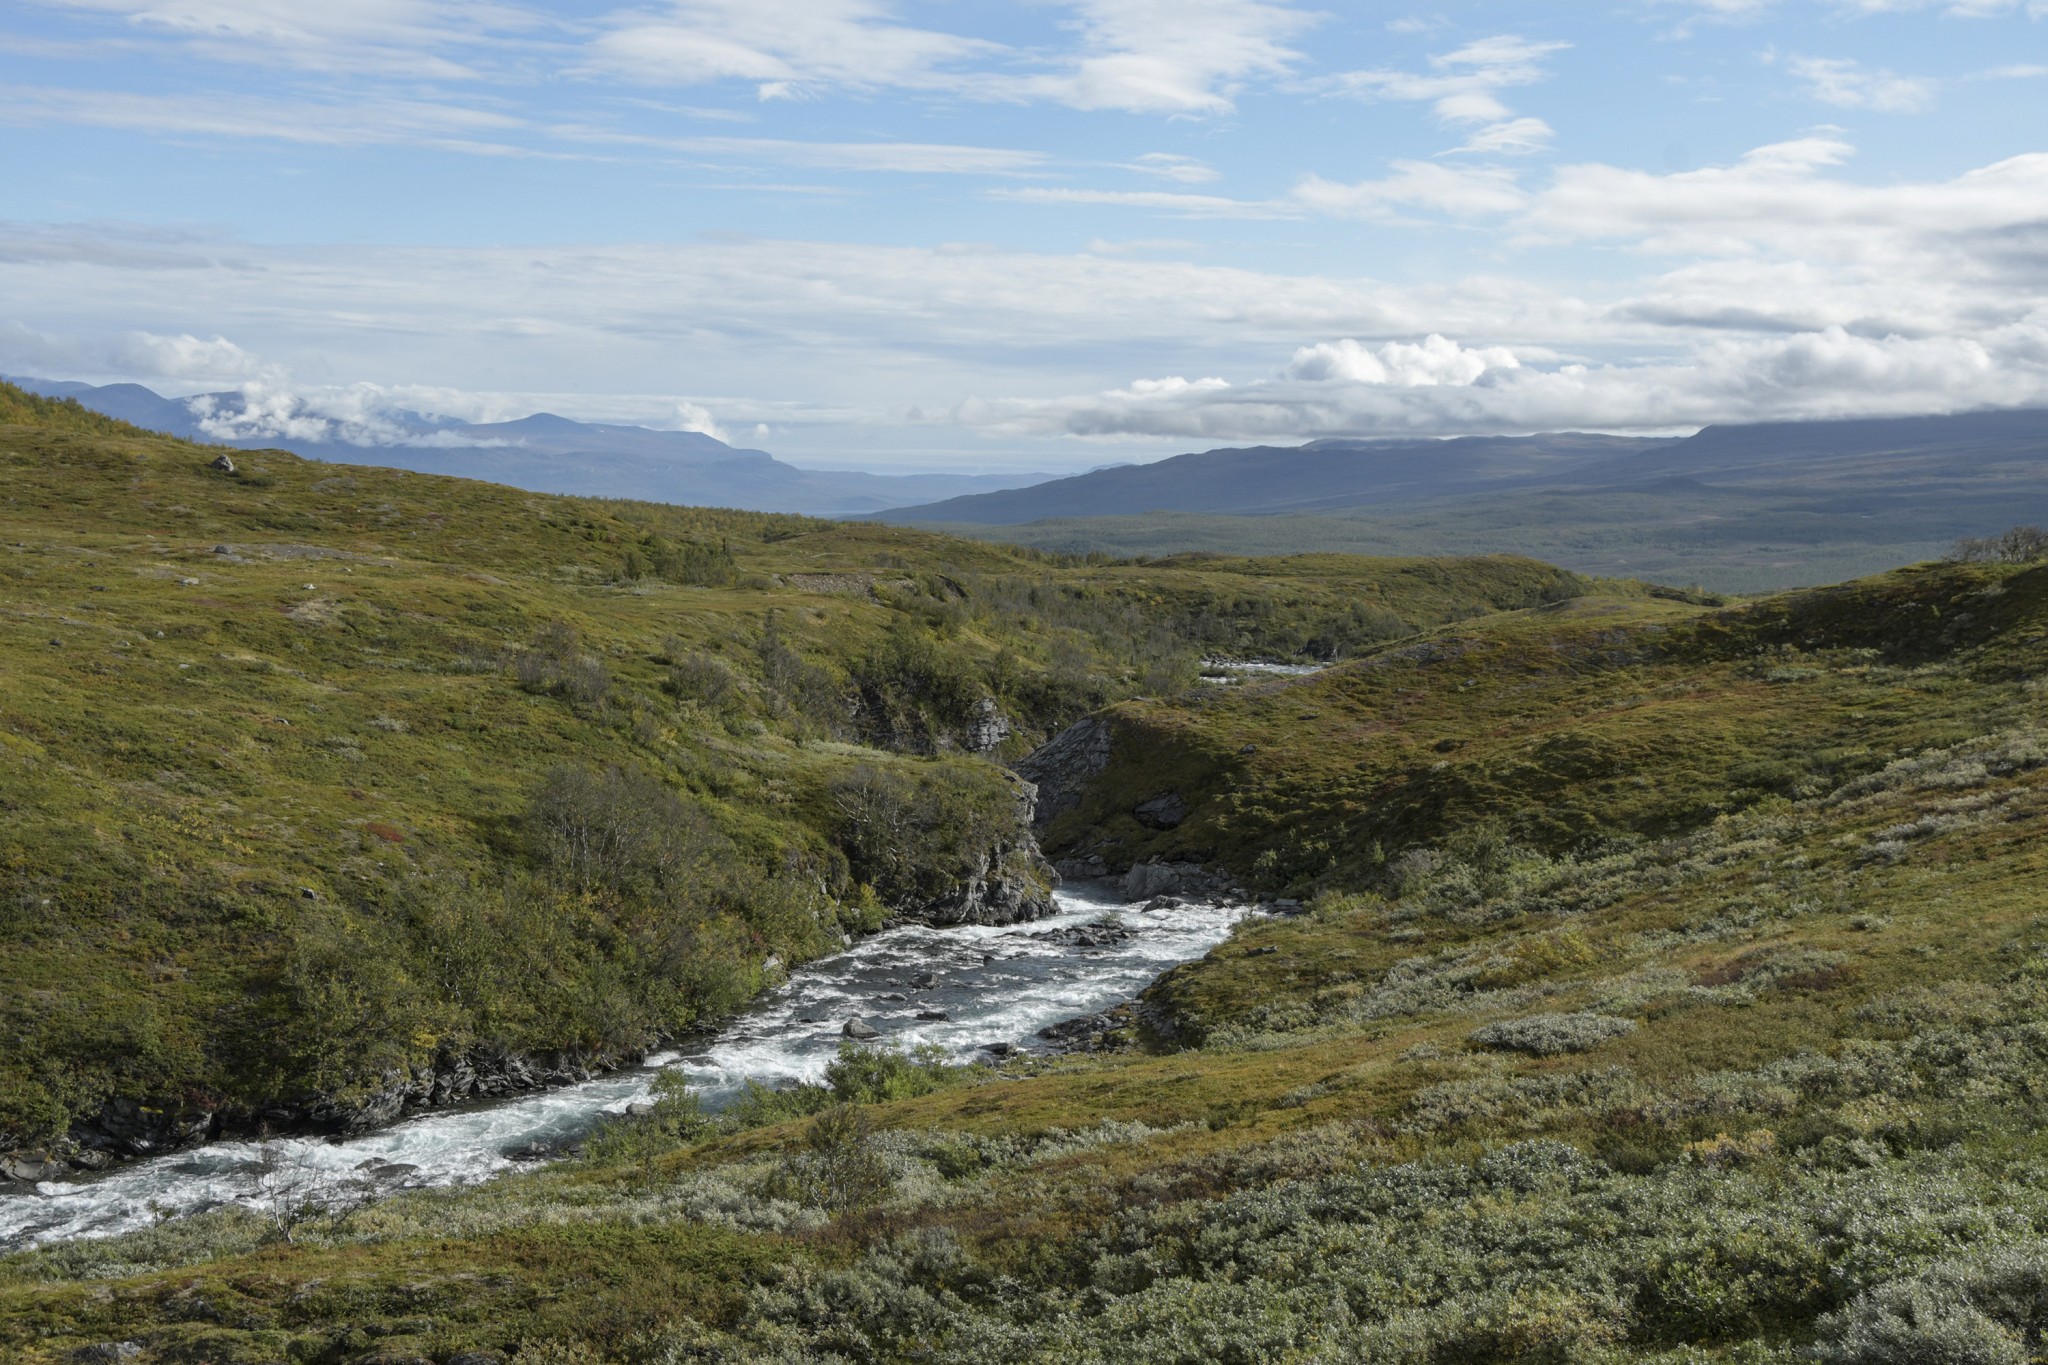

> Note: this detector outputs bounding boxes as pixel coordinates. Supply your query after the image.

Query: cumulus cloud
[986,322,2048,441]
[1286,334,1520,385]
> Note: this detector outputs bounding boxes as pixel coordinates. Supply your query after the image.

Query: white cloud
[986,187,1293,218]
[31,0,543,77]
[1286,334,1520,385]
[1007,0,1316,114]
[1126,152,1221,183]
[1290,162,1529,219]
[1448,116,1555,156]
[584,0,1318,115]
[585,0,995,99]
[987,322,2048,441]
[0,83,528,151]
[1785,56,1939,112]
[1332,34,1568,158]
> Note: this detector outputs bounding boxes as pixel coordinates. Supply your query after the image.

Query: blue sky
[2,1,2045,470]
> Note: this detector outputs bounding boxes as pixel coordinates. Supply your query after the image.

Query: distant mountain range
[872,410,2048,525]
[871,408,2048,592]
[8,378,1043,517]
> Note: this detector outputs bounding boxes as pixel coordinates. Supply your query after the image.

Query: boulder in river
[843,1017,881,1040]
[3,1153,64,1183]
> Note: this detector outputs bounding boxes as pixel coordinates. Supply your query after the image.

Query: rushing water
[0,882,1246,1251]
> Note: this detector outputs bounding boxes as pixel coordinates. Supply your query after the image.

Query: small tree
[252,1142,375,1244]
[1950,525,2048,564]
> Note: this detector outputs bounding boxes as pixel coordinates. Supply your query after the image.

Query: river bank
[0,882,1247,1250]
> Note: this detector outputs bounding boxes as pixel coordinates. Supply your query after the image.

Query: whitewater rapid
[0,883,1245,1250]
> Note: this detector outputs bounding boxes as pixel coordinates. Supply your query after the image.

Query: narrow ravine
[0,883,1246,1250]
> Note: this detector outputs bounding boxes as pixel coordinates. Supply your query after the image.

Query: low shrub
[1471,1012,1639,1056]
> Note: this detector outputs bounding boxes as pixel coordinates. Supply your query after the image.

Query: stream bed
[0,882,1246,1250]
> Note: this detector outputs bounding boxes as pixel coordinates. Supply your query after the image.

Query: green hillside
[0,382,1586,1156]
[10,385,2048,1363]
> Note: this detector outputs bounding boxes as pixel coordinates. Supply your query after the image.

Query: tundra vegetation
[6,382,2048,1363]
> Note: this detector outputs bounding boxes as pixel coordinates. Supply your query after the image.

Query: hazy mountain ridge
[6,378,1043,516]
[877,408,2048,590]
[877,409,2048,526]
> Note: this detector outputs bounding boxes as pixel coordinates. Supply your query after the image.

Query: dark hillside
[877,431,1662,524]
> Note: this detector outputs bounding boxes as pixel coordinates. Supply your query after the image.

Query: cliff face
[910,840,1060,926]
[898,772,1060,926]
[1014,716,1114,830]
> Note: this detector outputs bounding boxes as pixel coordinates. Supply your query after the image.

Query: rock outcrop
[1015,716,1113,830]
[909,842,1059,926]
[1133,792,1188,829]
[1122,860,1241,901]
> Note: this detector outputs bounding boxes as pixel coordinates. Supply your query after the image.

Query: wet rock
[1121,860,1235,902]
[624,1102,655,1118]
[73,1097,215,1159]
[843,1017,881,1040]
[68,1149,114,1172]
[3,1153,63,1182]
[1032,919,1134,950]
[505,1141,555,1162]
[916,1010,950,1022]
[1133,792,1188,829]
[909,971,938,988]
[876,992,908,1003]
[1055,854,1111,880]
[1015,716,1112,829]
[982,1042,1020,1058]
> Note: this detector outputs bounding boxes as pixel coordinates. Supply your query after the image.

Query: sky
[2,1,2045,472]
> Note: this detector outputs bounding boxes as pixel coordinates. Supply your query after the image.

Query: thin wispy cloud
[1783,54,1940,111]
[1330,35,1567,157]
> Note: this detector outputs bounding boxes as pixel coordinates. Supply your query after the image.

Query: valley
[5,383,2048,1363]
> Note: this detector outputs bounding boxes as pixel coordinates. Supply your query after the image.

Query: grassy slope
[0,382,1587,1149]
[7,548,2048,1360]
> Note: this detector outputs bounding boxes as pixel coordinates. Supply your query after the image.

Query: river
[0,882,1246,1250]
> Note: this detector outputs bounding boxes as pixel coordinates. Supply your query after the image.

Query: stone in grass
[1470,1012,1637,1057]
[69,1345,144,1363]
[209,453,235,473]
[843,1017,880,1040]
